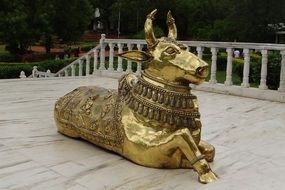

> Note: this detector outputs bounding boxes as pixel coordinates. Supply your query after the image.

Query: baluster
[126,43,133,72]
[196,46,203,59]
[136,44,142,74]
[32,66,38,78]
[99,34,106,70]
[259,49,268,89]
[108,43,114,71]
[71,64,75,77]
[19,71,26,79]
[93,48,98,74]
[64,69,68,77]
[241,49,250,87]
[278,51,285,92]
[209,48,218,84]
[117,43,123,72]
[78,60,83,76]
[184,44,189,52]
[46,69,51,78]
[225,48,233,86]
[86,54,90,76]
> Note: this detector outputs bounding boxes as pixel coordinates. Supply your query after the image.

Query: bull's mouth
[176,74,206,85]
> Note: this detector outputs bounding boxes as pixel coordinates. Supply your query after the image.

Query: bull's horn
[145,9,158,49]
[167,11,177,40]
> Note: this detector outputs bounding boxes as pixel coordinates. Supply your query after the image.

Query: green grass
[205,70,242,85]
[0,45,10,56]
[0,45,7,54]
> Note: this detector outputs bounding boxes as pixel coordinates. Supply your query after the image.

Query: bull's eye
[165,47,176,55]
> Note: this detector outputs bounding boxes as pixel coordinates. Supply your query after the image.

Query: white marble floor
[0,76,285,190]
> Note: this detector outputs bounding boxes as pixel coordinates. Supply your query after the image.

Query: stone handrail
[28,66,55,78]
[21,34,285,102]
[53,44,101,77]
[94,34,285,102]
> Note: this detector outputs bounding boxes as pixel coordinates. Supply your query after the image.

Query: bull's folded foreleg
[198,140,215,162]
[171,128,218,184]
[191,118,215,162]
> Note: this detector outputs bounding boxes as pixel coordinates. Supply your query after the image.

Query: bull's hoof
[198,140,215,162]
[198,170,218,184]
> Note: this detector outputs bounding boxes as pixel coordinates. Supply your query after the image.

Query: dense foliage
[0,0,93,54]
[203,52,281,90]
[0,58,75,79]
[92,0,285,42]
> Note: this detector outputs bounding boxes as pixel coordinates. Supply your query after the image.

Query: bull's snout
[196,66,209,78]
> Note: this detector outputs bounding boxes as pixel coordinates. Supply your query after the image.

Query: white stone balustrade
[241,49,250,88]
[19,71,26,79]
[20,34,285,102]
[279,51,285,92]
[136,44,143,74]
[86,55,90,76]
[93,48,99,74]
[196,46,203,59]
[224,48,233,86]
[99,34,106,71]
[126,43,133,73]
[71,64,75,77]
[259,50,268,89]
[117,43,123,72]
[209,47,218,84]
[108,43,114,71]
[78,60,83,76]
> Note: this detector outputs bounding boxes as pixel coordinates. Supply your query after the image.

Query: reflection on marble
[0,77,285,190]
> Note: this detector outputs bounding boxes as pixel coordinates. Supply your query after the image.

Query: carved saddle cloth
[54,86,124,151]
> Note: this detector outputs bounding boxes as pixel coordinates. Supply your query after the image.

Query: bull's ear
[118,50,152,62]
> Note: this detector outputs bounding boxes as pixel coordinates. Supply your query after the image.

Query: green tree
[0,0,93,54]
[91,0,117,34]
[54,0,93,43]
[0,0,32,54]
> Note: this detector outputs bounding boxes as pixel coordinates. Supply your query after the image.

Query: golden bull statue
[54,9,218,184]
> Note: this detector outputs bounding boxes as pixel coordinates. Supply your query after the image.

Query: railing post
[126,43,133,73]
[196,46,203,59]
[99,34,106,70]
[32,66,38,78]
[19,71,26,79]
[78,60,83,76]
[46,69,51,78]
[117,43,123,72]
[86,54,90,76]
[136,43,142,74]
[209,48,218,84]
[225,48,233,86]
[71,64,76,77]
[108,43,114,71]
[241,49,250,88]
[184,44,189,52]
[64,69,68,77]
[278,51,285,92]
[93,48,98,74]
[259,49,268,89]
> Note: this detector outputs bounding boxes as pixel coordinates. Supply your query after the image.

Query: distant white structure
[234,49,240,58]
[268,23,285,43]
[95,8,100,18]
[93,8,103,31]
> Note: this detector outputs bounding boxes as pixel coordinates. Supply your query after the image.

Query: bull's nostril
[196,66,209,77]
